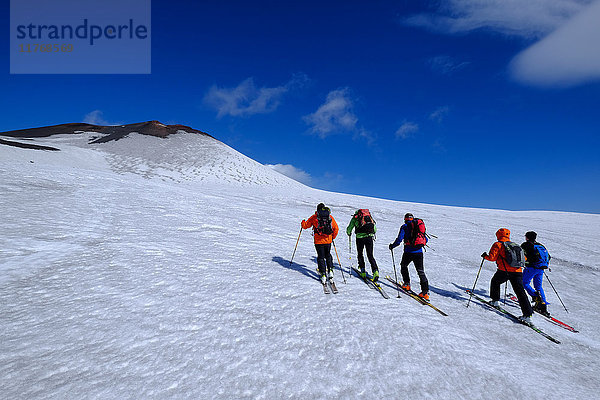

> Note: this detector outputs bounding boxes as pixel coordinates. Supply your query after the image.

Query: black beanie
[404,213,414,219]
[317,203,326,211]
[526,231,537,241]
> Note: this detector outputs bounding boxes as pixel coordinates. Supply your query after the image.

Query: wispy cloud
[204,74,308,118]
[83,110,120,126]
[509,0,600,87]
[266,163,312,186]
[303,88,358,138]
[395,121,419,139]
[432,139,447,153]
[353,127,376,145]
[429,106,450,123]
[404,0,600,88]
[266,163,348,190]
[320,172,345,190]
[403,0,591,39]
[428,56,470,75]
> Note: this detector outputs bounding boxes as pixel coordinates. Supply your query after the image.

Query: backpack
[405,218,427,246]
[354,209,375,234]
[315,207,334,235]
[502,241,525,269]
[532,244,550,269]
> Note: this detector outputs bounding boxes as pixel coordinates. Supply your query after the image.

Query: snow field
[1,132,599,399]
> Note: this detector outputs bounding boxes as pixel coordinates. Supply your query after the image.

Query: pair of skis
[322,276,338,294]
[386,276,448,316]
[466,289,560,344]
[318,269,338,294]
[505,293,578,333]
[351,267,390,299]
[348,269,448,314]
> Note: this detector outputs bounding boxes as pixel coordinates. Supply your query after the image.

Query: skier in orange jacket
[302,203,339,283]
[482,228,533,323]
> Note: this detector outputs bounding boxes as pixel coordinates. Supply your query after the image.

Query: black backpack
[502,241,525,269]
[315,208,333,235]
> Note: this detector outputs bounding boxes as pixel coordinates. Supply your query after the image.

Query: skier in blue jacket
[521,231,551,316]
[389,213,429,300]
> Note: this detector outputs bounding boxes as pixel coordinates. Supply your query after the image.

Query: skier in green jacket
[347,209,379,281]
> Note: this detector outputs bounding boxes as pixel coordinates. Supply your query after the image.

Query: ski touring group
[291,203,573,344]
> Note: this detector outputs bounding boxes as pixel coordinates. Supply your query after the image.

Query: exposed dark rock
[0,138,60,151]
[0,120,213,144]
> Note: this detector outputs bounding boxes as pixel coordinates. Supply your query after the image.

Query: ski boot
[320,274,327,285]
[401,283,411,291]
[327,267,334,279]
[533,301,550,317]
[532,292,543,308]
[372,270,379,282]
[418,292,430,301]
[518,315,533,325]
[359,267,366,280]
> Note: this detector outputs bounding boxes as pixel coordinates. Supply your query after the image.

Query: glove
[301,220,306,226]
[481,252,488,258]
[389,244,394,251]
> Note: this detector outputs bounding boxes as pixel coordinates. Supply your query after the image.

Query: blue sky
[2,0,599,213]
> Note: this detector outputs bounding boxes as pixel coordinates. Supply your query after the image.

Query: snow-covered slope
[1,131,599,399]
[1,127,307,188]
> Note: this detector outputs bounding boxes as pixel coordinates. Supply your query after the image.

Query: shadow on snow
[272,256,320,282]
[452,282,523,324]
[430,284,468,301]
[271,255,351,283]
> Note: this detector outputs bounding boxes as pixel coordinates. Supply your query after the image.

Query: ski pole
[348,235,354,276]
[467,257,485,308]
[545,273,568,313]
[390,248,400,298]
[289,227,302,267]
[332,240,346,284]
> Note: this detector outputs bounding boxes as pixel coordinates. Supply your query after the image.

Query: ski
[466,290,560,344]
[329,278,339,294]
[322,280,330,294]
[386,276,448,316]
[316,268,333,294]
[506,293,578,333]
[352,268,389,299]
[371,279,390,299]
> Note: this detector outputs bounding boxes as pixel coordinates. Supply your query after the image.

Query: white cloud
[429,106,450,122]
[403,0,591,39]
[428,56,470,75]
[395,121,419,139]
[404,0,600,88]
[509,0,600,87]
[303,88,358,138]
[83,110,119,126]
[266,164,312,186]
[204,74,308,118]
